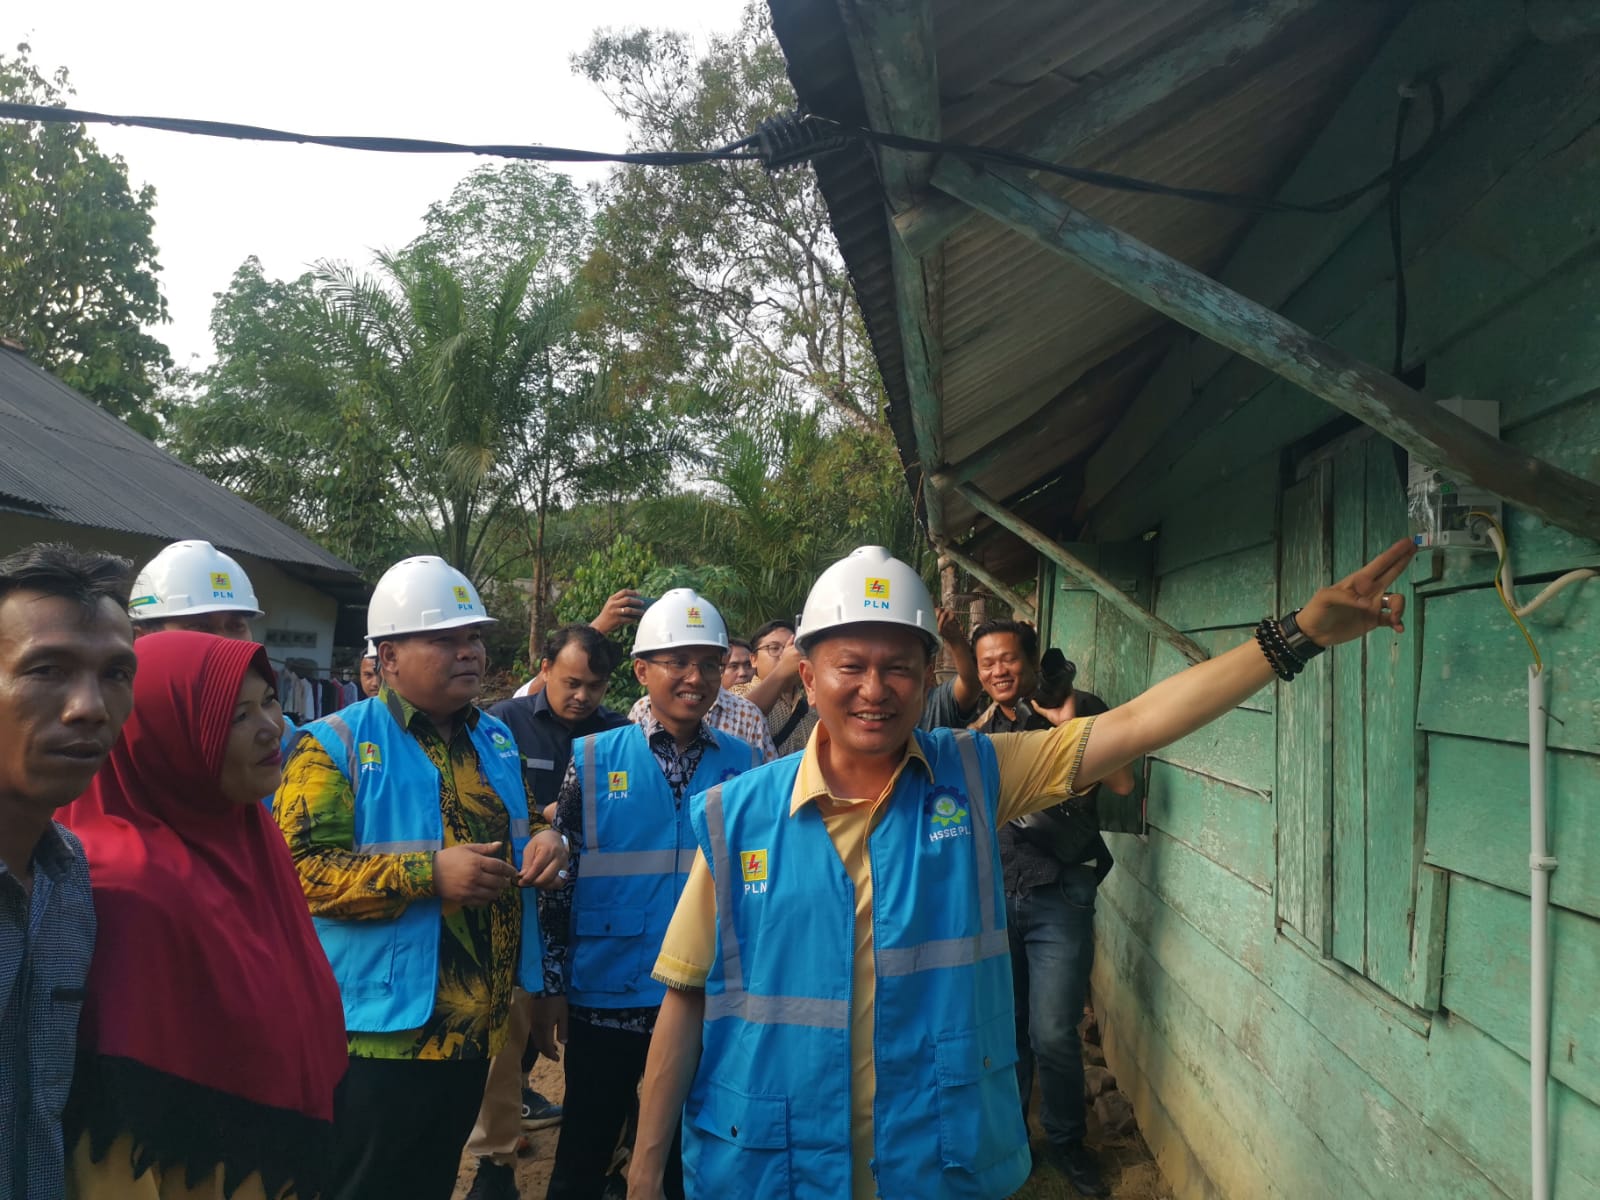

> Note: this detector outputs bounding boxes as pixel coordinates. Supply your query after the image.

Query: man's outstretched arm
[628,986,705,1200]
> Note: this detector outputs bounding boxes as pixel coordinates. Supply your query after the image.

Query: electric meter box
[1407,396,1502,551]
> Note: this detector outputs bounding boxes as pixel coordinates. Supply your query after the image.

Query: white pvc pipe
[1529,665,1554,1200]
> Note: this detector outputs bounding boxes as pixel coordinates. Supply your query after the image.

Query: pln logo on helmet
[210,571,235,599]
[452,585,475,612]
[864,576,891,611]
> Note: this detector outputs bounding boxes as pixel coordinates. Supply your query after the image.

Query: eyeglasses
[643,654,725,679]
[756,641,791,657]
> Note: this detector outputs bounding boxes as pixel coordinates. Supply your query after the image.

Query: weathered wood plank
[1082,0,1531,513]
[1409,864,1449,1011]
[934,538,1035,619]
[1149,627,1272,714]
[1107,827,1433,1114]
[1090,934,1280,1200]
[957,482,1210,663]
[1094,1011,1228,1200]
[1430,251,1600,436]
[1098,861,1512,1199]
[1151,706,1275,797]
[1330,442,1369,972]
[1152,542,1277,633]
[1090,38,1600,539]
[1047,583,1100,696]
[1439,875,1600,1109]
[1278,469,1331,945]
[1425,734,1600,921]
[1092,546,1156,712]
[1363,435,1427,1000]
[1143,759,1274,890]
[1417,584,1600,753]
[1094,890,1377,1200]
[1154,454,1280,577]
[1189,0,1531,385]
[933,155,1600,544]
[1425,1004,1600,1199]
[891,235,948,537]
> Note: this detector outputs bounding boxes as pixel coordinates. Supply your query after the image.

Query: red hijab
[62,632,347,1122]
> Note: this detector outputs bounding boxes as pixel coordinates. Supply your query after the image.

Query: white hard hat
[797,545,937,651]
[632,589,729,656]
[363,640,377,659]
[366,555,495,639]
[128,540,264,621]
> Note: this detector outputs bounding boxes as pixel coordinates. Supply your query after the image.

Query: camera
[1032,648,1077,709]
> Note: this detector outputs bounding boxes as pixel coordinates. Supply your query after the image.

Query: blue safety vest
[301,697,543,1033]
[568,722,759,1010]
[684,727,1029,1199]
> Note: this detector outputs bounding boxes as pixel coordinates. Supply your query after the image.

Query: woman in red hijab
[60,631,347,1199]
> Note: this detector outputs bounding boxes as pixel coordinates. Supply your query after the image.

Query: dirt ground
[453,1030,1171,1200]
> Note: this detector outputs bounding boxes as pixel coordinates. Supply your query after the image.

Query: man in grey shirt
[0,544,138,1200]
[919,606,983,730]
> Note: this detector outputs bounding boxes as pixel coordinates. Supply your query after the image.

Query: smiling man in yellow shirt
[631,540,1415,1200]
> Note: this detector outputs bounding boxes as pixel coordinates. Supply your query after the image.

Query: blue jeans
[1007,865,1098,1150]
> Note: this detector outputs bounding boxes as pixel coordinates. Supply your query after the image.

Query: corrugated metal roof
[770,0,1400,577]
[0,346,360,579]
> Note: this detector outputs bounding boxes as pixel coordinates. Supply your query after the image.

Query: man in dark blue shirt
[463,624,628,1200]
[1,543,138,1200]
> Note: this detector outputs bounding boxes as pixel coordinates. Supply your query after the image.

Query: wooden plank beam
[933,537,1036,621]
[956,482,1209,665]
[892,0,1322,258]
[836,0,949,537]
[1080,0,1528,517]
[933,158,1600,543]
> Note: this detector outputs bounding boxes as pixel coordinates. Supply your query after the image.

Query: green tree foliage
[576,5,883,426]
[169,166,690,598]
[554,532,663,705]
[166,257,405,576]
[633,403,934,638]
[0,44,170,435]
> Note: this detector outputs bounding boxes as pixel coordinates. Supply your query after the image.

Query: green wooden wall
[1049,4,1600,1196]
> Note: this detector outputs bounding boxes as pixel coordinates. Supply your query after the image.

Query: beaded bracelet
[1255,616,1303,681]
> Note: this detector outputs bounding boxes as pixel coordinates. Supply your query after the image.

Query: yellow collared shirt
[652,716,1096,1199]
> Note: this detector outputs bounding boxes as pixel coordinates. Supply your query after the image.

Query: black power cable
[771,99,1446,219]
[0,84,1445,222]
[1385,76,1444,379]
[0,101,761,166]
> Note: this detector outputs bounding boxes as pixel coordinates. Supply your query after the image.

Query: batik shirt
[277,686,536,1060]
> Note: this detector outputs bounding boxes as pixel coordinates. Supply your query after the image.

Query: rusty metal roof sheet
[0,346,361,581]
[769,0,1399,575]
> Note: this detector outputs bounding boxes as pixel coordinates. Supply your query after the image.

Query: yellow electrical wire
[1469,510,1543,673]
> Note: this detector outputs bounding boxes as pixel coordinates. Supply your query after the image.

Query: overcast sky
[12,0,748,368]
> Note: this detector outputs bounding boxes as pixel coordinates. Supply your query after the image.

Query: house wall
[0,515,340,671]
[1048,5,1600,1197]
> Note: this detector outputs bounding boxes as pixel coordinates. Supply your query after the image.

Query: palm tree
[319,248,573,582]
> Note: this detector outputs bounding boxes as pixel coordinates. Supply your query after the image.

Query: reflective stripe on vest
[580,848,687,878]
[320,712,361,786]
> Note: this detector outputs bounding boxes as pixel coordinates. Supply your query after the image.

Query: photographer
[969,620,1133,1197]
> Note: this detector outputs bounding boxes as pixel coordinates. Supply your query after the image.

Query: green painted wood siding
[1046,5,1600,1195]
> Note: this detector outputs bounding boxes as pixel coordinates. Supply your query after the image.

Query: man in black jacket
[970,619,1134,1198]
[464,624,628,1200]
